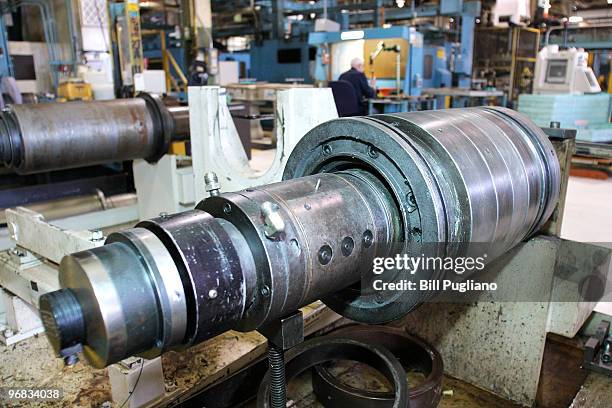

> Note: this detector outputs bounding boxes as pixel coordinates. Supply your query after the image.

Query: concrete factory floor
[1,150,612,407]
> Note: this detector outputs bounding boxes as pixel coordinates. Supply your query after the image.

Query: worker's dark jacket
[338,68,376,113]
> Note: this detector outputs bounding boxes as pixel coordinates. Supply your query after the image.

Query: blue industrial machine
[309,26,424,96]
[238,0,479,92]
[250,39,316,83]
[422,45,452,89]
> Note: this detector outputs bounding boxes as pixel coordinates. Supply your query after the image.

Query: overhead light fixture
[568,15,583,23]
[396,0,405,7]
[341,30,365,40]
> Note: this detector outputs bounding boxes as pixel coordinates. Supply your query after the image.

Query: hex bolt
[90,230,104,241]
[204,172,221,197]
[261,202,285,240]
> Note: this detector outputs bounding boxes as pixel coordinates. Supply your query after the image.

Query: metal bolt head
[208,289,218,299]
[261,201,285,240]
[90,230,104,241]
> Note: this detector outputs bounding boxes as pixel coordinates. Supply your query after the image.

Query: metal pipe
[39,107,560,368]
[0,193,137,225]
[0,94,175,174]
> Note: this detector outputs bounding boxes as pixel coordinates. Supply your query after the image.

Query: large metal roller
[0,94,188,174]
[39,107,560,368]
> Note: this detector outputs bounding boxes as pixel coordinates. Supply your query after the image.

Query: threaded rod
[267,342,286,408]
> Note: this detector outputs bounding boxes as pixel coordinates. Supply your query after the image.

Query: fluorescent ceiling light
[568,16,583,23]
[341,30,365,40]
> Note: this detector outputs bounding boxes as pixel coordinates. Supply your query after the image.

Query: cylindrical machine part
[0,192,137,225]
[284,107,560,321]
[0,94,175,174]
[167,105,190,140]
[39,107,560,368]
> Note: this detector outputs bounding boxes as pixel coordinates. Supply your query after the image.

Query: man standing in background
[339,57,377,114]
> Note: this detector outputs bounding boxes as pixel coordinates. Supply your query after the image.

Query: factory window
[424,55,433,80]
[278,48,302,64]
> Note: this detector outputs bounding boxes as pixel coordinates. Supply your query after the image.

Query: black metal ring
[138,92,174,163]
[312,326,443,408]
[0,108,23,168]
[257,336,409,408]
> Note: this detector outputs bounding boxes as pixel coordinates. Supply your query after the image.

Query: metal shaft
[167,105,190,140]
[0,94,180,174]
[0,192,136,225]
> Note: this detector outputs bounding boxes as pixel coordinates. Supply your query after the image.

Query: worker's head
[351,57,365,73]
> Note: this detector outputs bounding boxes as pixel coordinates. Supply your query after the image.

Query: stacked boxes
[518,93,612,142]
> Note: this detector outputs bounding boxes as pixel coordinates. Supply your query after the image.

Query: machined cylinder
[285,107,560,321]
[0,94,175,174]
[197,171,399,331]
[39,107,561,368]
